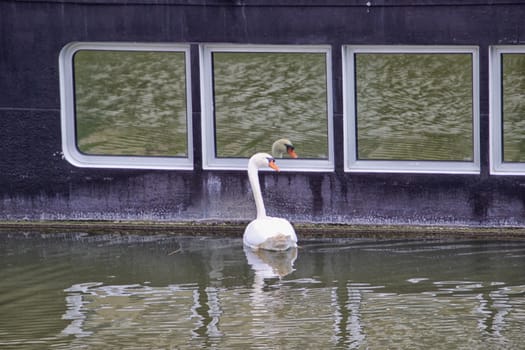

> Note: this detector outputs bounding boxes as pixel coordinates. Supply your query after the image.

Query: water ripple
[1,235,524,349]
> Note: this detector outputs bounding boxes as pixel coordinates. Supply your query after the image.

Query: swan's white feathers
[244,216,297,251]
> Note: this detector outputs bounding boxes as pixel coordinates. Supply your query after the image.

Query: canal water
[1,232,524,349]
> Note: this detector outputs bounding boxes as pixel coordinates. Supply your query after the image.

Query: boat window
[200,44,334,171]
[490,46,525,175]
[59,42,193,169]
[343,45,480,174]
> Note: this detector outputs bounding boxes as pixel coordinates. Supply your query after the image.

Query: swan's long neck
[248,159,267,219]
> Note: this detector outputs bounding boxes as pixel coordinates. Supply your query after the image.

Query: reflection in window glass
[502,53,525,162]
[73,50,188,157]
[355,53,473,161]
[212,52,329,159]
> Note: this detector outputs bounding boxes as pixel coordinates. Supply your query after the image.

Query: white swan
[271,139,298,158]
[243,153,298,251]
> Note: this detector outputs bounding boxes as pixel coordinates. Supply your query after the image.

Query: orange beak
[268,159,280,171]
[287,148,298,158]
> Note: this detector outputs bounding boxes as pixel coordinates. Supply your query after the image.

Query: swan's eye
[286,145,295,151]
[267,157,280,171]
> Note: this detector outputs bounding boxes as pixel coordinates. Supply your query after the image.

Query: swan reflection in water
[244,246,298,320]
[244,246,298,280]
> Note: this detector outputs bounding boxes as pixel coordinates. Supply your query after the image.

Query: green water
[71,48,525,163]
[502,53,525,162]
[74,50,189,157]
[1,233,524,349]
[212,51,329,159]
[355,52,474,161]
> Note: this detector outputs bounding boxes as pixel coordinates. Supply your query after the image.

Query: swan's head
[271,139,298,159]
[250,152,280,171]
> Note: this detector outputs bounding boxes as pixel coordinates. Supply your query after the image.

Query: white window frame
[59,42,193,170]
[490,45,525,175]
[200,44,334,172]
[343,45,480,174]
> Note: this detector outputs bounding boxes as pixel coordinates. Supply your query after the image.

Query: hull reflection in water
[1,234,525,349]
